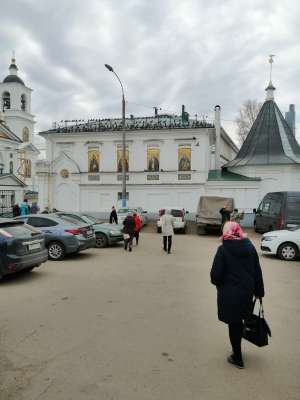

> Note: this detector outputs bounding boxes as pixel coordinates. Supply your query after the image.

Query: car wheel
[157,227,161,234]
[95,233,108,248]
[197,226,206,235]
[47,241,65,261]
[277,242,299,261]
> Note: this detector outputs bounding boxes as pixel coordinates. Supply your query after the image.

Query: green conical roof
[226,100,300,166]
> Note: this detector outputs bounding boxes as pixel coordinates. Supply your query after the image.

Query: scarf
[221,221,246,241]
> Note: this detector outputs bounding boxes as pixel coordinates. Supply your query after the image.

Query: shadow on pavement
[0,268,47,286]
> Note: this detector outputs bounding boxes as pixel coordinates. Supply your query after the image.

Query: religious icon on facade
[22,127,29,142]
[147,146,160,172]
[88,148,100,173]
[117,145,129,172]
[178,145,191,171]
[19,159,31,178]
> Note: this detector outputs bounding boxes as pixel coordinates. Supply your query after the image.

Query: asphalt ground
[0,228,299,400]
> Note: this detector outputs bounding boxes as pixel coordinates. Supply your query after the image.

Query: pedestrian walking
[123,212,136,252]
[30,202,40,214]
[133,210,142,245]
[20,199,30,216]
[109,206,118,224]
[219,205,231,224]
[12,204,20,217]
[210,222,265,369]
[161,209,175,254]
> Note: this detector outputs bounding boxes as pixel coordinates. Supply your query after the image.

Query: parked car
[56,212,124,248]
[14,214,95,260]
[0,218,48,279]
[261,225,300,261]
[254,191,300,233]
[117,207,148,226]
[196,196,234,234]
[157,207,187,233]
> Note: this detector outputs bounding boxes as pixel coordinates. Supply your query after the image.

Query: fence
[0,190,15,217]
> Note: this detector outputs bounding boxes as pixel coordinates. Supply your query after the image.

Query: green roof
[208,169,261,181]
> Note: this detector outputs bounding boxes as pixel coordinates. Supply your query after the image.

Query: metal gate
[0,190,15,216]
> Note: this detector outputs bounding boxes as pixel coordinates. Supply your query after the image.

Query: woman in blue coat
[210,222,264,369]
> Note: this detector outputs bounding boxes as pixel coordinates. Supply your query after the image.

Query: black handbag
[243,299,271,347]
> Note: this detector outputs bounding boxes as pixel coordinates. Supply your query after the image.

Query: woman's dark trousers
[135,231,140,245]
[124,234,134,251]
[163,236,172,253]
[228,322,244,360]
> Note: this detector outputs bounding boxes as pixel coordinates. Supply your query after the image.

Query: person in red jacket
[133,211,142,245]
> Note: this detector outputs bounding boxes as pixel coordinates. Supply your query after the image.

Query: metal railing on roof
[47,116,214,134]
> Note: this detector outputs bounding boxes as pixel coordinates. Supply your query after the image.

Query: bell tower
[1,54,35,143]
[1,54,39,191]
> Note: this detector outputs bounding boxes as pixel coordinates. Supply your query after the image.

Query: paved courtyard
[0,230,299,400]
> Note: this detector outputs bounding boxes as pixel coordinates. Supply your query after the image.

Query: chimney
[181,105,189,123]
[285,104,295,136]
[214,105,221,170]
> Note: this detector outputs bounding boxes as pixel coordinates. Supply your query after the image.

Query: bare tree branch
[235,100,262,145]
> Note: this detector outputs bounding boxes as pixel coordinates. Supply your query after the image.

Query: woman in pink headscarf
[210,222,265,369]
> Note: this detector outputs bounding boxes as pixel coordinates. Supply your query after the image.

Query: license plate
[29,243,41,250]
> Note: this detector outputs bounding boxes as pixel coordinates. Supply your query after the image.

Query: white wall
[37,126,237,213]
[231,164,300,202]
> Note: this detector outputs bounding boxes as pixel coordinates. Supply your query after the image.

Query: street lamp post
[105,64,127,207]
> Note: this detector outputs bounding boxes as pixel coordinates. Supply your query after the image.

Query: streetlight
[105,64,127,207]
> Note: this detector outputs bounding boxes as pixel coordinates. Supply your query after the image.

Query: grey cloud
[0,0,299,142]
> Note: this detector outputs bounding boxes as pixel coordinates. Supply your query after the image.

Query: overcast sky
[1,0,300,146]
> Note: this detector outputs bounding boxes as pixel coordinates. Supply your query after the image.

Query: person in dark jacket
[12,204,20,217]
[210,221,265,369]
[219,206,231,224]
[109,206,118,224]
[123,213,136,252]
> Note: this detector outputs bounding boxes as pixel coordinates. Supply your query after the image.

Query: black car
[0,219,48,279]
[254,191,300,233]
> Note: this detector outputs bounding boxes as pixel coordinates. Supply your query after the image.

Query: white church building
[37,107,238,213]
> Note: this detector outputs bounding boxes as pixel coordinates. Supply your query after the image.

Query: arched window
[2,92,10,110]
[22,127,29,142]
[9,161,13,174]
[21,94,26,111]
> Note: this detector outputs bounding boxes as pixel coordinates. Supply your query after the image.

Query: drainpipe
[214,105,221,170]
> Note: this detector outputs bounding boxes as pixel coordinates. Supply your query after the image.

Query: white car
[117,207,148,226]
[261,226,300,261]
[157,207,187,233]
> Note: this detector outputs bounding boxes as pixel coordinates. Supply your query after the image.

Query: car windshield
[171,209,183,217]
[82,214,98,223]
[57,215,83,225]
[0,223,40,238]
[118,208,130,214]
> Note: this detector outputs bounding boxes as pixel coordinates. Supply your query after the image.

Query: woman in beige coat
[161,210,175,254]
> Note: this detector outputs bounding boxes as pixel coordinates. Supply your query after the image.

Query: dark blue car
[0,219,48,279]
